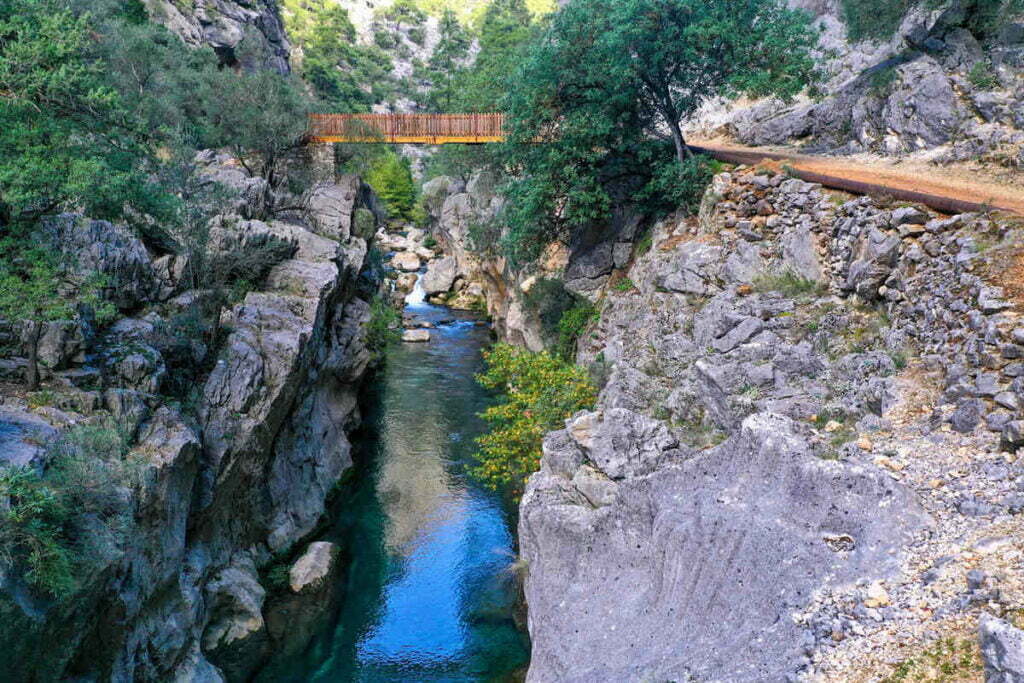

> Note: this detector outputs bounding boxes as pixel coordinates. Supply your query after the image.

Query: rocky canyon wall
[519,168,1024,680]
[144,0,291,73]
[695,0,1024,164]
[0,155,384,681]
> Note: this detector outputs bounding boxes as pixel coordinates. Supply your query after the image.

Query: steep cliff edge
[0,156,383,681]
[145,0,291,72]
[696,0,1024,165]
[519,169,1024,680]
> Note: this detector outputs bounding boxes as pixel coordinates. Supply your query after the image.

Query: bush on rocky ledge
[365,295,401,364]
[0,419,137,599]
[473,343,597,498]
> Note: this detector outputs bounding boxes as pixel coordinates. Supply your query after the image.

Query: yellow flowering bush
[473,343,597,498]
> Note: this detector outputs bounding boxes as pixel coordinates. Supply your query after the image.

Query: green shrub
[365,150,416,221]
[634,232,654,257]
[262,558,292,594]
[365,295,400,363]
[473,344,597,498]
[0,419,136,599]
[841,0,912,42]
[612,277,635,293]
[556,301,598,361]
[868,65,899,95]
[408,26,426,45]
[410,201,430,229]
[968,61,1000,90]
[423,235,438,249]
[522,278,598,358]
[636,156,715,217]
[752,269,827,298]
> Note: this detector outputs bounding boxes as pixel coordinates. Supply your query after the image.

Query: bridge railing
[308,113,507,144]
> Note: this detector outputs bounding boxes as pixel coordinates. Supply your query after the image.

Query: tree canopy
[0,0,316,383]
[496,0,819,264]
[283,0,396,112]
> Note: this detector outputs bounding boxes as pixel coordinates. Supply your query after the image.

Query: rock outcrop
[981,613,1024,682]
[520,167,1024,680]
[522,412,927,681]
[0,156,383,681]
[145,0,291,73]
[421,172,548,348]
[696,0,1024,162]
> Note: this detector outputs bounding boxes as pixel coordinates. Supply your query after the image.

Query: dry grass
[979,244,1024,310]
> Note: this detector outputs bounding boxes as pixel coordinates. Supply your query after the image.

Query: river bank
[256,289,529,681]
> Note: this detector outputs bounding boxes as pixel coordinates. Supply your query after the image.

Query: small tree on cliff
[499,0,818,264]
[600,0,819,167]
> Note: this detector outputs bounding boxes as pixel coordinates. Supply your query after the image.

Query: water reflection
[257,297,528,682]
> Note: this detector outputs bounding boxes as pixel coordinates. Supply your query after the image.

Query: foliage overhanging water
[257,293,529,682]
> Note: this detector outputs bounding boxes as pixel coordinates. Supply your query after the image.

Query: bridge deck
[308,113,506,144]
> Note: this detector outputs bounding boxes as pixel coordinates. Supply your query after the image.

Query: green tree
[473,343,597,498]
[365,150,417,221]
[377,0,428,33]
[200,67,312,216]
[0,419,136,598]
[420,8,471,111]
[0,0,159,222]
[0,239,74,389]
[497,0,818,263]
[456,0,536,111]
[283,0,395,111]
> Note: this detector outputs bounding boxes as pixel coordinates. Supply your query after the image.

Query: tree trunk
[25,319,42,391]
[667,118,694,167]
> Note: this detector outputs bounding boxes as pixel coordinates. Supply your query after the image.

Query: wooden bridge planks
[308,113,506,144]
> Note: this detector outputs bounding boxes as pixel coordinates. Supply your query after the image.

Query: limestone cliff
[696,0,1024,164]
[144,0,291,73]
[519,169,1024,680]
[0,155,383,681]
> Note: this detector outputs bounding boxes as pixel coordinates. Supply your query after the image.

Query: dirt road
[690,140,1024,217]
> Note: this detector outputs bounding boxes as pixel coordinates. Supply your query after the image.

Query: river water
[258,288,529,682]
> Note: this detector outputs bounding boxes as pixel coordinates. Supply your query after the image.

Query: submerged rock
[402,329,431,343]
[289,542,339,594]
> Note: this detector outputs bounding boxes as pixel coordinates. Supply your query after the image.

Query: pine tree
[422,8,471,111]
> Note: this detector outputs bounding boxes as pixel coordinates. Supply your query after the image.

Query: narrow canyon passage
[257,285,529,682]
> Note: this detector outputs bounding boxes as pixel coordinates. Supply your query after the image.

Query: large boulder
[0,408,57,468]
[39,214,160,311]
[980,613,1024,682]
[392,252,421,272]
[421,257,458,296]
[520,411,929,682]
[202,558,268,682]
[35,320,88,372]
[303,176,381,242]
[288,542,339,594]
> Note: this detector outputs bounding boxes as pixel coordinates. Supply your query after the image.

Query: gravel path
[690,140,1024,217]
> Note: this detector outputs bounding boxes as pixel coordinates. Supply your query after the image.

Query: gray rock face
[146,0,291,73]
[39,214,161,311]
[520,412,928,682]
[421,256,458,296]
[706,1,1024,161]
[0,156,382,681]
[519,167,1024,681]
[980,614,1024,682]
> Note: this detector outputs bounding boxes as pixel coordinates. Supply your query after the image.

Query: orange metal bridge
[308,113,507,144]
